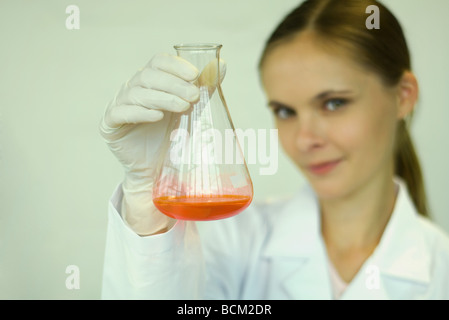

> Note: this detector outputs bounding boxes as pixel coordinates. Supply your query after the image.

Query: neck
[320,174,397,253]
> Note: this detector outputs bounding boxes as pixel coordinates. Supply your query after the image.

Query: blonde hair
[259,0,429,216]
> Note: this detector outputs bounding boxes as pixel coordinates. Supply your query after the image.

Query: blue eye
[324,98,347,111]
[274,106,296,119]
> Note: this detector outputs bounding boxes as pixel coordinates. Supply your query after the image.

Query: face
[261,33,404,201]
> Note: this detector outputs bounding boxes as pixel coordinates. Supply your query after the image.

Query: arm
[101,184,205,299]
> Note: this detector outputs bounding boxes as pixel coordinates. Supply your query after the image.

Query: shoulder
[392,178,449,263]
[416,215,449,297]
[232,186,315,235]
[196,186,316,254]
[196,192,297,243]
[197,187,311,242]
[416,215,449,258]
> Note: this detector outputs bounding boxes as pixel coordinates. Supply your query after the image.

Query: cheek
[339,106,397,162]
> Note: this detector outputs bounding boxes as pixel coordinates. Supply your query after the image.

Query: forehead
[261,33,372,100]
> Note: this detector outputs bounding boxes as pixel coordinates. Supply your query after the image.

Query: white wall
[0,0,448,299]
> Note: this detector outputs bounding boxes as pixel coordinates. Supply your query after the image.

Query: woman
[100,0,449,299]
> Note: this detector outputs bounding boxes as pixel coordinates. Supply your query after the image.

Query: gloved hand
[100,53,225,235]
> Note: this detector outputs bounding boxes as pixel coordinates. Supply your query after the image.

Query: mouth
[307,159,342,176]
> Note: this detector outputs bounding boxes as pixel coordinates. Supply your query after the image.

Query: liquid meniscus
[153,194,252,221]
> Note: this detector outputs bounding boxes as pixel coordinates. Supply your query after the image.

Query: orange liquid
[153,194,252,221]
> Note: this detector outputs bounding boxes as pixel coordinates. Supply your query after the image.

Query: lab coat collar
[370,178,431,284]
[261,178,431,299]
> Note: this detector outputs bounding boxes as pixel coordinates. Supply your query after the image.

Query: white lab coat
[101,179,449,299]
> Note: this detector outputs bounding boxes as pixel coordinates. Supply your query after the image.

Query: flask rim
[174,43,222,51]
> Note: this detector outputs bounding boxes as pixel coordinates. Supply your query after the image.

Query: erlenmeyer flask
[152,43,253,221]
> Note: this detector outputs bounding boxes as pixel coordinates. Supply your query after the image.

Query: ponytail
[395,120,429,216]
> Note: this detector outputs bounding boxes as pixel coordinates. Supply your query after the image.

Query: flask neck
[174,43,222,86]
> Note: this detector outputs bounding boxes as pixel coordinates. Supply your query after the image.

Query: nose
[294,113,325,153]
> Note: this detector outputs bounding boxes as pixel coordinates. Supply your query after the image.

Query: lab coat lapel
[262,186,332,299]
[281,238,333,299]
[372,180,431,298]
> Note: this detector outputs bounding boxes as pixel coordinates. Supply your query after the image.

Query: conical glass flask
[152,43,253,221]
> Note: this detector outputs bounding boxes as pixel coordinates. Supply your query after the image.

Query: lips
[307,159,341,175]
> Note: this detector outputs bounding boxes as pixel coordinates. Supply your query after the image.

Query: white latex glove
[100,53,225,235]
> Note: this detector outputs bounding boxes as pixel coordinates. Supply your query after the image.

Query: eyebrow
[268,89,354,109]
[268,100,291,109]
[314,90,353,101]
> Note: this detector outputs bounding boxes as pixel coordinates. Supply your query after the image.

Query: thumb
[197,58,226,88]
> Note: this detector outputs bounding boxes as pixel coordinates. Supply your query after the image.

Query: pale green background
[0,0,448,299]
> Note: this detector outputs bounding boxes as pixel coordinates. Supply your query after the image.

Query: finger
[198,58,227,87]
[128,68,199,102]
[106,104,165,128]
[197,59,227,98]
[147,53,199,81]
[119,86,192,113]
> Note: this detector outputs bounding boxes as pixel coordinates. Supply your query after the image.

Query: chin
[306,176,351,201]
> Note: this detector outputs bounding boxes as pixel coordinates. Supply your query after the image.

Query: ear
[396,71,419,120]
